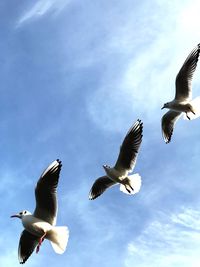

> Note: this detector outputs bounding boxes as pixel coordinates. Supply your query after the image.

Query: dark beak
[161,106,164,110]
[10,214,20,218]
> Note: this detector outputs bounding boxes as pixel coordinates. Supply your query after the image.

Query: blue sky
[2,0,200,266]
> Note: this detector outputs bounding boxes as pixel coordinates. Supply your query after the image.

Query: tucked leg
[129,184,134,191]
[189,106,196,115]
[186,112,191,120]
[125,185,131,194]
[36,233,46,254]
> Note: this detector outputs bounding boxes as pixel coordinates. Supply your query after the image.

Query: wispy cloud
[59,182,127,266]
[125,207,200,267]
[17,0,71,26]
[86,0,200,133]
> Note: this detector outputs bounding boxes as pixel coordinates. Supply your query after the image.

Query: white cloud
[17,0,71,26]
[125,207,200,267]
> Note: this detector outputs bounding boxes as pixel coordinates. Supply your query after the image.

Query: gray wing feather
[175,44,200,101]
[114,120,143,173]
[18,230,40,264]
[33,159,62,225]
[162,111,182,143]
[89,176,116,200]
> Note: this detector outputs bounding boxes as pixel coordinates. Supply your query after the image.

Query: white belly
[105,167,127,183]
[169,101,190,112]
[22,215,53,237]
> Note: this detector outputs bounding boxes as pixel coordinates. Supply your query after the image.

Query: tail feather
[184,96,200,120]
[47,226,69,254]
[120,173,142,195]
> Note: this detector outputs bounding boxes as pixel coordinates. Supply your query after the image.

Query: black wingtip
[126,119,143,142]
[19,256,28,264]
[136,119,143,127]
[164,135,172,144]
[134,119,143,133]
[196,43,200,56]
[88,190,97,200]
[163,128,173,144]
[89,193,100,200]
[56,159,62,167]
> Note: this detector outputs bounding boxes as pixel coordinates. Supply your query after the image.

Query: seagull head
[103,164,110,171]
[10,210,31,219]
[161,102,170,109]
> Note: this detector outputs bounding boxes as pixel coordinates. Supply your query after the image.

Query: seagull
[89,120,143,200]
[161,43,200,143]
[11,159,69,264]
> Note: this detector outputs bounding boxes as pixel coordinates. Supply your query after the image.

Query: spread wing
[114,120,143,173]
[89,176,116,200]
[18,230,40,264]
[175,44,200,101]
[33,159,62,225]
[161,110,182,143]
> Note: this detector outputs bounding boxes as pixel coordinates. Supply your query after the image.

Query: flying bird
[161,43,200,143]
[11,159,69,264]
[89,120,143,200]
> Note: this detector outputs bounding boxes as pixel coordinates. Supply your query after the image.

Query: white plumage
[89,120,143,200]
[11,159,69,264]
[161,44,200,143]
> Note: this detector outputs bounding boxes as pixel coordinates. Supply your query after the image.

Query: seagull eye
[24,211,27,214]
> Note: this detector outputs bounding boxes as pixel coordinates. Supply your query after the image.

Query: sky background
[2,0,200,266]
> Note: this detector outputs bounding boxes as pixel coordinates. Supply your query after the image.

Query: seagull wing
[33,159,62,225]
[175,44,200,101]
[161,110,182,143]
[89,176,116,200]
[114,120,143,173]
[18,230,40,264]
